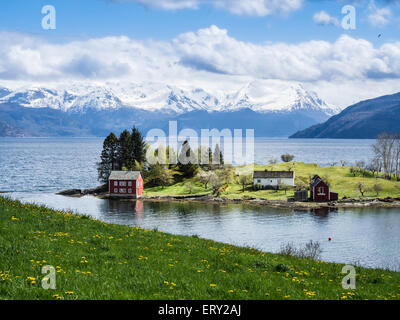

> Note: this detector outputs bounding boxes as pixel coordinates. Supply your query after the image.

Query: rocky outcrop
[56,184,108,197]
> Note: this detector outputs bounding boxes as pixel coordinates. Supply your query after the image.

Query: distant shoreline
[56,187,400,210]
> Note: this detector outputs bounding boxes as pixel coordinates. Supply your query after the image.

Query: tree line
[97,128,224,188]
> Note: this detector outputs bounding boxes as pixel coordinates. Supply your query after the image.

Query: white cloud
[109,0,303,16]
[1,26,400,107]
[313,11,340,27]
[368,0,392,27]
[173,25,400,81]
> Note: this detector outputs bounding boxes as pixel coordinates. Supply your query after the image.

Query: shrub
[281,154,295,162]
[279,240,322,260]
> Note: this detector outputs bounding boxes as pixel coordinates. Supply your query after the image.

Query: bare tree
[372,133,397,179]
[280,183,290,195]
[268,157,278,164]
[238,174,253,192]
[196,171,215,190]
[366,157,381,176]
[372,183,383,196]
[357,182,367,197]
[210,174,223,196]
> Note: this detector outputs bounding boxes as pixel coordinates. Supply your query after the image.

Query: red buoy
[328,237,332,241]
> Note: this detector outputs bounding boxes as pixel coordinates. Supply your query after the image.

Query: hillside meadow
[1,196,399,300]
[144,162,400,201]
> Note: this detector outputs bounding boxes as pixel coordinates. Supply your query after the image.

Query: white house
[253,170,295,189]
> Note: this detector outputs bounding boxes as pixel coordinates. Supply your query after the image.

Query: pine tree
[212,144,224,169]
[131,127,147,165]
[178,140,199,177]
[166,146,177,168]
[117,130,132,170]
[97,132,119,183]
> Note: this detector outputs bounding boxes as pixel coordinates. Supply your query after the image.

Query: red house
[310,175,338,202]
[109,171,143,198]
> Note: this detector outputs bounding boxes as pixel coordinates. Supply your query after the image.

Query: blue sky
[0,0,400,107]
[1,0,399,44]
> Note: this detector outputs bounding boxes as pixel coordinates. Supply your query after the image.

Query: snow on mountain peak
[0,81,340,116]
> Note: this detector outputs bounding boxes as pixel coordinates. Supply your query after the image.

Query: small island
[57,129,400,210]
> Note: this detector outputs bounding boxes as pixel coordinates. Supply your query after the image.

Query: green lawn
[145,162,400,200]
[1,196,399,300]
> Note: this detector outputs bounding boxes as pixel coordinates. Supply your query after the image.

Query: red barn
[310,175,338,202]
[109,171,143,198]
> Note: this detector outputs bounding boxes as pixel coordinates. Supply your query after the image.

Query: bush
[279,240,322,260]
[274,263,291,272]
[281,154,295,162]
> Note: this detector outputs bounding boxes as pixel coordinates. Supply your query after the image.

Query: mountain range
[0,81,340,137]
[290,91,400,139]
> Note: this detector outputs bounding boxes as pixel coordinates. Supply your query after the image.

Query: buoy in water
[328,237,332,241]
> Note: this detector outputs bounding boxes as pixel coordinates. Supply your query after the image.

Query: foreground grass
[145,162,400,200]
[1,196,399,300]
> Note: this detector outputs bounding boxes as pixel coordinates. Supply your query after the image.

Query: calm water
[1,138,399,270]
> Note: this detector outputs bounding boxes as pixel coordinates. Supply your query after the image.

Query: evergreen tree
[146,163,173,188]
[178,140,199,177]
[212,144,224,169]
[166,146,177,168]
[118,130,132,169]
[131,127,147,165]
[97,132,119,183]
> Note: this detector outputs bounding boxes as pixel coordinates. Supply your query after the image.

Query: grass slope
[1,196,399,300]
[145,162,400,200]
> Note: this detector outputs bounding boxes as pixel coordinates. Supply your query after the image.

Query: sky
[0,0,400,107]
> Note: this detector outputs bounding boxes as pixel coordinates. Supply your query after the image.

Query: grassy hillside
[145,162,400,201]
[1,196,399,300]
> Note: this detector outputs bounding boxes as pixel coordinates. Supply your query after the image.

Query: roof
[253,171,294,179]
[109,171,141,180]
[311,178,328,189]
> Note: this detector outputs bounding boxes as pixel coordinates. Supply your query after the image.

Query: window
[257,179,261,183]
[119,188,126,193]
[128,181,132,187]
[128,189,132,193]
[114,188,118,193]
[114,181,118,186]
[119,181,126,187]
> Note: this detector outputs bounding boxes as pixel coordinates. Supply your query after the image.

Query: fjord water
[1,138,399,271]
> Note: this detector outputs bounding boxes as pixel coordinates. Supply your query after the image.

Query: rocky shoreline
[56,186,400,210]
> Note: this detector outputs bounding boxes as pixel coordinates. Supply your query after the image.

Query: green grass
[145,162,400,200]
[1,196,399,300]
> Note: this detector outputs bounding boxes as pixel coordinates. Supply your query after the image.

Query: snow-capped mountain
[0,86,12,99]
[0,81,339,116]
[0,81,341,137]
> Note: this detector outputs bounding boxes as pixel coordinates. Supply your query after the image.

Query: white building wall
[253,177,295,187]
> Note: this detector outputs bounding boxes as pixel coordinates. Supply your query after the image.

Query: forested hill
[290,92,400,139]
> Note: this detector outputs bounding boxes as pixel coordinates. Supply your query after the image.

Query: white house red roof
[109,171,141,180]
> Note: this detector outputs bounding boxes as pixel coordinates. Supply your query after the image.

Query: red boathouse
[109,171,143,198]
[310,175,338,202]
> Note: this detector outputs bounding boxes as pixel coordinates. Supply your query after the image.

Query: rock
[56,189,82,196]
[380,197,394,203]
[82,184,108,195]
